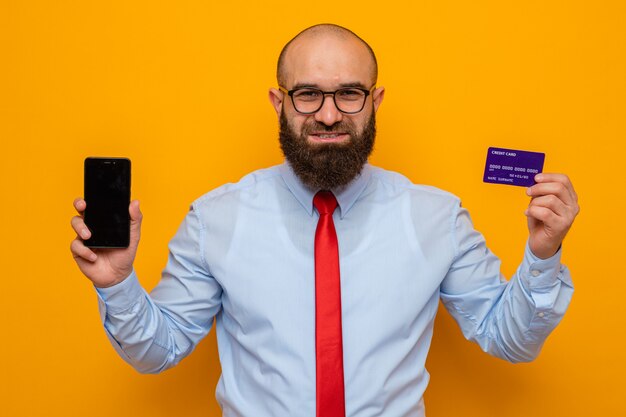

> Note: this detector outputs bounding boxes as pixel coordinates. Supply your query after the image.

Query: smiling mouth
[308,133,350,143]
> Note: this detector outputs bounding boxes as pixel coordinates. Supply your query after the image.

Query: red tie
[313,190,346,417]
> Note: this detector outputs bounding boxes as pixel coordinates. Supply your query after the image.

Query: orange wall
[1,1,624,416]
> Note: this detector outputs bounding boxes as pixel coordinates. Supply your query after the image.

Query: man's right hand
[70,198,143,288]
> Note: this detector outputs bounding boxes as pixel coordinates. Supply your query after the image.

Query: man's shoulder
[191,165,283,209]
[367,165,460,204]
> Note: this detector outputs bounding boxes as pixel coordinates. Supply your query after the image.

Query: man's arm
[439,173,578,362]
[71,200,221,373]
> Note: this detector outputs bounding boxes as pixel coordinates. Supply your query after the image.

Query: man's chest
[203,199,455,335]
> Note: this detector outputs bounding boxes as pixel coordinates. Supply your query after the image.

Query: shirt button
[538,312,545,318]
[531,269,541,277]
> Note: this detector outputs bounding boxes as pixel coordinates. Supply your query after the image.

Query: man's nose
[314,95,343,126]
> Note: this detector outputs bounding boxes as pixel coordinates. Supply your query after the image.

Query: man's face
[278,104,376,190]
[270,34,385,190]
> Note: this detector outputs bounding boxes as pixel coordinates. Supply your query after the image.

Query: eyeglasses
[279,85,376,114]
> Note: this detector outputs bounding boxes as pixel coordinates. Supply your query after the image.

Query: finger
[70,238,97,262]
[527,194,569,217]
[525,204,561,227]
[533,173,577,202]
[129,200,143,244]
[71,215,91,240]
[129,200,142,222]
[74,197,86,214]
[525,203,572,233]
[527,179,576,207]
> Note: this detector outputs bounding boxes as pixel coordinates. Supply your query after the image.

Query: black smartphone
[83,157,131,248]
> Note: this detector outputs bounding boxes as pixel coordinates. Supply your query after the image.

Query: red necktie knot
[314,190,338,215]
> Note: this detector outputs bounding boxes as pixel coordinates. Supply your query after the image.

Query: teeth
[318,134,339,139]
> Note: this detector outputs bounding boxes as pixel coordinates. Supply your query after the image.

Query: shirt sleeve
[95,205,222,373]
[439,202,574,363]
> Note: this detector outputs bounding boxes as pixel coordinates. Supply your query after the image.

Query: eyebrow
[338,82,369,89]
[290,81,369,90]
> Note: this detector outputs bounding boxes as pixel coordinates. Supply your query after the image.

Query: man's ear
[373,87,385,112]
[269,88,284,117]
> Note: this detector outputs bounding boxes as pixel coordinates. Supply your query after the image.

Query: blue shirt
[96,162,574,417]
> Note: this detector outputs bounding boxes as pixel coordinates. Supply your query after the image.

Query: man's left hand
[525,173,580,259]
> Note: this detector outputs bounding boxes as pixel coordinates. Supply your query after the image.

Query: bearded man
[70,24,579,417]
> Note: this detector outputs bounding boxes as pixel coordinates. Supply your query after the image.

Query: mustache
[302,121,355,135]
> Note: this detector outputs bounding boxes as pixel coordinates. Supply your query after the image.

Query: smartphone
[83,157,131,248]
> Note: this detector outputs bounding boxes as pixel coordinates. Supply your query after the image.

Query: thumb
[129,199,143,244]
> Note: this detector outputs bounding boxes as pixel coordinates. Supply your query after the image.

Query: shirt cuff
[520,240,568,290]
[94,270,145,314]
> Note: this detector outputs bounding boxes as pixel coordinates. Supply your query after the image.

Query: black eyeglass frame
[278,85,376,114]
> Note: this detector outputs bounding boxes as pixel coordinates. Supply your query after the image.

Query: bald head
[276,24,378,87]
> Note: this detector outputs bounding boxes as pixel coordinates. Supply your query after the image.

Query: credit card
[483,147,545,187]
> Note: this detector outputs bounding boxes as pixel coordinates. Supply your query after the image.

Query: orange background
[1,1,624,416]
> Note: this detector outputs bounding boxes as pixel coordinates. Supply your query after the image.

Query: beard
[279,109,376,190]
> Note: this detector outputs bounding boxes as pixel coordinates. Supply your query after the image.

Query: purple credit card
[483,147,545,187]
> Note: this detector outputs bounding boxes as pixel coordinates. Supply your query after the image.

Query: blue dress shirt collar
[278,161,373,219]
